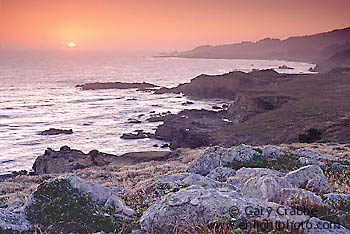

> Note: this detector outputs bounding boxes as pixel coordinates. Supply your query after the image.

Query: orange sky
[1,0,349,51]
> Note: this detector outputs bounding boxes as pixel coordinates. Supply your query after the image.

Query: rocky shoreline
[1,143,349,233]
[151,69,350,149]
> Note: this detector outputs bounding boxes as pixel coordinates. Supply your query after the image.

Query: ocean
[0,50,315,174]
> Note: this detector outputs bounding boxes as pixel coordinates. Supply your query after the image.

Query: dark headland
[159,27,350,73]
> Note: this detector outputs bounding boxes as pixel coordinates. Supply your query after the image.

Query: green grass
[226,153,302,173]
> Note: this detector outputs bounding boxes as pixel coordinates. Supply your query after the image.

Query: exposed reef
[76,81,158,90]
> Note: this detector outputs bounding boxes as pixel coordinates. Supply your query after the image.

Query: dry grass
[1,143,350,209]
[0,155,190,209]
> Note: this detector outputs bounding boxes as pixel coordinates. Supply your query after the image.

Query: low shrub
[25,178,121,233]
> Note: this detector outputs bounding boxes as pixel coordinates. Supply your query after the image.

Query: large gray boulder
[206,167,236,182]
[24,175,135,218]
[293,148,330,167]
[186,146,227,175]
[0,208,32,233]
[284,165,330,193]
[227,167,291,201]
[277,188,325,208]
[140,185,319,233]
[186,144,259,176]
[263,146,285,158]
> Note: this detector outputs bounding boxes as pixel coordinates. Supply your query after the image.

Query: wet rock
[121,130,154,139]
[39,128,73,135]
[76,81,158,90]
[182,101,194,106]
[285,165,330,193]
[160,143,170,148]
[127,119,142,124]
[0,208,32,233]
[278,65,294,70]
[206,167,236,182]
[212,105,222,110]
[146,116,166,122]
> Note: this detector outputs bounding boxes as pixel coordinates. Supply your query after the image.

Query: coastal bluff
[153,69,350,149]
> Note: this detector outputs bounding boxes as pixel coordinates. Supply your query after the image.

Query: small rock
[127,119,142,124]
[121,131,154,139]
[39,128,73,135]
[160,143,170,148]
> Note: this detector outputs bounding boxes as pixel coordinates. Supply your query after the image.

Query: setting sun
[67,42,77,48]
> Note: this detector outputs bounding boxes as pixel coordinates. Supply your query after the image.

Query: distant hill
[167,27,350,63]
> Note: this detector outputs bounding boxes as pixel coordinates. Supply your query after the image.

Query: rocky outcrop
[32,146,171,175]
[154,68,350,148]
[32,146,116,174]
[76,81,158,90]
[154,70,281,99]
[155,109,230,149]
[39,128,73,135]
